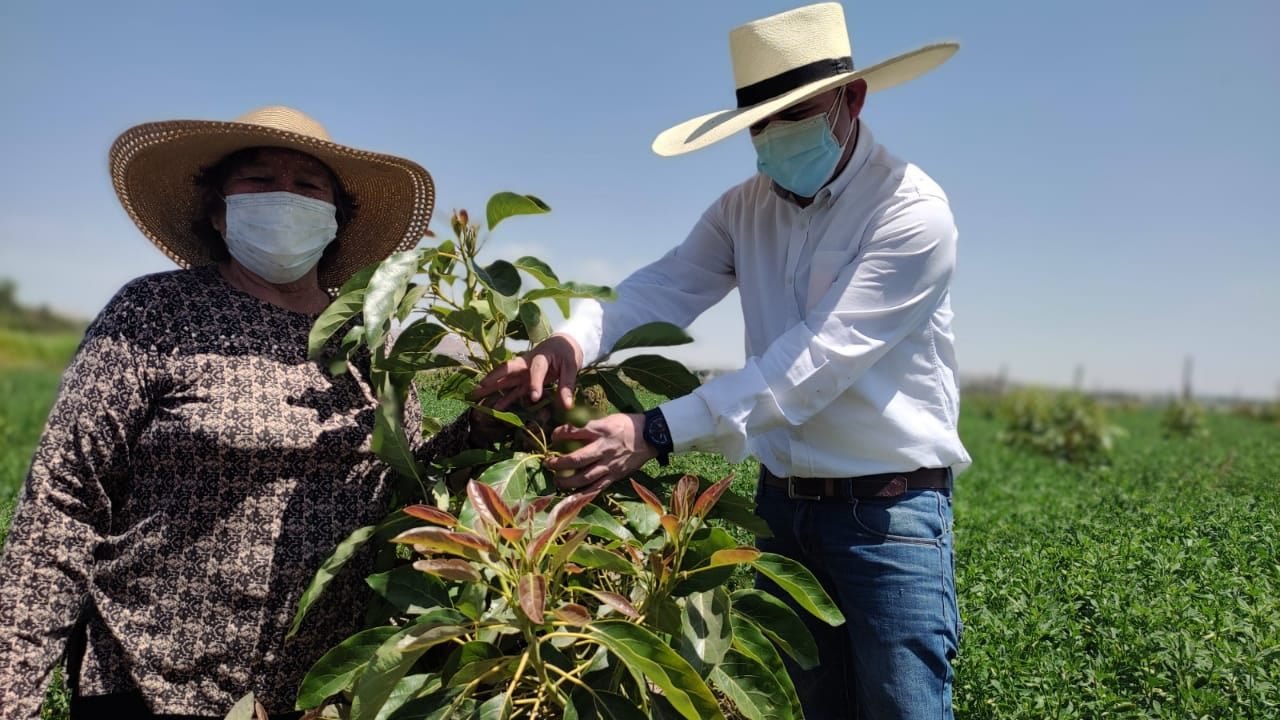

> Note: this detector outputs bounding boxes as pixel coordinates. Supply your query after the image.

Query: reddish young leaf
[516,496,557,524]
[525,525,554,564]
[392,527,493,558]
[551,603,592,627]
[709,547,763,567]
[446,530,496,554]
[660,514,681,541]
[562,562,585,575]
[517,573,547,624]
[413,558,482,583]
[549,489,601,529]
[623,544,645,564]
[630,479,665,515]
[467,480,515,528]
[548,528,590,572]
[499,527,526,544]
[403,504,458,528]
[584,589,640,619]
[671,475,699,520]
[691,475,735,520]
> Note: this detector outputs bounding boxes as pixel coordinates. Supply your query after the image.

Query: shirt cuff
[553,299,605,365]
[660,391,716,453]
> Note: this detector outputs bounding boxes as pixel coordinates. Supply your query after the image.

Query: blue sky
[1,0,1277,398]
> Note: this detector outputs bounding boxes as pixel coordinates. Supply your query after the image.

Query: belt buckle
[786,477,823,502]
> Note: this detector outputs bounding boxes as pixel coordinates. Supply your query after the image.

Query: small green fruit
[566,406,593,428]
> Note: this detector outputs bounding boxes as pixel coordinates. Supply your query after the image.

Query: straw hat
[652,2,958,157]
[109,105,435,290]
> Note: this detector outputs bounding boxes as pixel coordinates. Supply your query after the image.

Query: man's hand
[473,334,584,411]
[543,413,657,491]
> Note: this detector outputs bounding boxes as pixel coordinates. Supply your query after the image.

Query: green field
[3,353,1278,717]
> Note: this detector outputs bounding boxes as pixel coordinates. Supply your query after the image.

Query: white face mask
[222,191,339,284]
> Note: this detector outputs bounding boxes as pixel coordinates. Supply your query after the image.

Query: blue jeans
[754,477,961,720]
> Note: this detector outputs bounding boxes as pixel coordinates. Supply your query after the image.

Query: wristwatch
[642,407,674,467]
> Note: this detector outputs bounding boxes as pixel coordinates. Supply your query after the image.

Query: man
[475,3,968,717]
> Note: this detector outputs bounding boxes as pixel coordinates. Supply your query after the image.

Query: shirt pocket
[805,250,850,313]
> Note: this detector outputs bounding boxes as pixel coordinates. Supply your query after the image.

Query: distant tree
[0,278,86,333]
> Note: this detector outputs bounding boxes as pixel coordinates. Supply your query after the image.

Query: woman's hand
[473,334,584,411]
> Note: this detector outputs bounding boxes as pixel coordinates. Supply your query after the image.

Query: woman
[0,106,471,719]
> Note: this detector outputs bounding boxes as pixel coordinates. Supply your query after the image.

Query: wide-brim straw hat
[109,105,435,290]
[652,2,958,157]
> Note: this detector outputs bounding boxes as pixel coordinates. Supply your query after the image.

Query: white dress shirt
[559,123,971,478]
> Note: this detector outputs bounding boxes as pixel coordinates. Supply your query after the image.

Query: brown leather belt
[762,467,952,501]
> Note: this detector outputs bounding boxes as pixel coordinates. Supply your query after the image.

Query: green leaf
[587,620,724,720]
[749,552,845,626]
[684,527,738,567]
[441,641,501,685]
[470,403,525,429]
[437,448,514,469]
[364,250,421,350]
[730,615,802,719]
[709,649,796,720]
[477,694,510,720]
[617,500,662,539]
[486,191,551,230]
[473,259,521,297]
[569,504,635,543]
[619,355,701,399]
[340,262,380,295]
[569,544,638,574]
[375,673,440,720]
[730,591,819,670]
[707,491,773,538]
[435,371,478,401]
[365,565,450,615]
[676,587,733,677]
[565,688,649,720]
[559,281,618,302]
[390,320,450,357]
[523,282,618,317]
[288,524,377,637]
[517,301,552,344]
[309,289,364,360]
[396,283,432,323]
[351,609,468,720]
[609,321,693,354]
[384,689,472,720]
[372,400,425,485]
[296,626,399,709]
[513,256,560,287]
[442,306,485,340]
[588,370,643,414]
[474,454,539,506]
[447,655,517,687]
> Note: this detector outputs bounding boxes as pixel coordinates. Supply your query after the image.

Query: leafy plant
[1161,399,1209,439]
[997,390,1126,465]
[273,193,843,719]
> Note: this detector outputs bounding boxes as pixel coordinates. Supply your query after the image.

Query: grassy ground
[4,359,1279,717]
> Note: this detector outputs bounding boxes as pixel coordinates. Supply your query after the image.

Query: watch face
[649,420,671,447]
[646,414,672,450]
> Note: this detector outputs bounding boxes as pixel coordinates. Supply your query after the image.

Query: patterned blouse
[0,267,468,718]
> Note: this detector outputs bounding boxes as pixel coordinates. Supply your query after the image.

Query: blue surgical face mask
[222,191,338,284]
[752,88,853,198]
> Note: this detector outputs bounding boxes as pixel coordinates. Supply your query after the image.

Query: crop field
[2,345,1277,718]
